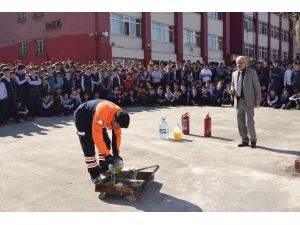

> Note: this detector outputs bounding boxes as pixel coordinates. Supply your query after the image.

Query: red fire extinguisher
[181,113,190,135]
[204,113,211,137]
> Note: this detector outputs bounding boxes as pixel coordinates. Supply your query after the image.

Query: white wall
[244,30,255,44]
[259,35,268,47]
[282,42,289,53]
[183,12,200,31]
[183,46,201,60]
[208,19,223,37]
[112,47,144,59]
[208,50,223,62]
[152,41,175,54]
[258,12,268,23]
[271,38,279,50]
[271,13,279,27]
[151,12,174,25]
[110,35,142,50]
[151,51,176,62]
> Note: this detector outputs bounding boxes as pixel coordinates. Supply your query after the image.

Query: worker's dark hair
[115,111,130,128]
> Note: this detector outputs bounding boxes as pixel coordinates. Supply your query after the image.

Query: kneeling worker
[74,99,130,185]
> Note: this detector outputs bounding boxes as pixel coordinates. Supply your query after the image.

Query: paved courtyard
[0,106,299,212]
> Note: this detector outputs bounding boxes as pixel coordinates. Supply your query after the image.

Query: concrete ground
[0,106,300,212]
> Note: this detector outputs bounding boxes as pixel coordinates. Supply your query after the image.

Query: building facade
[0,12,299,65]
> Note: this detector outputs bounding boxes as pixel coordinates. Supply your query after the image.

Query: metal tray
[95,165,159,201]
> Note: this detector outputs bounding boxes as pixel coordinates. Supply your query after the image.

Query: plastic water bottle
[159,117,169,140]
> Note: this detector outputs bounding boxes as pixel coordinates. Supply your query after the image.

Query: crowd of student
[0,57,300,126]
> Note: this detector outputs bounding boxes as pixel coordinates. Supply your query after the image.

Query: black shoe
[250,141,256,148]
[238,142,249,147]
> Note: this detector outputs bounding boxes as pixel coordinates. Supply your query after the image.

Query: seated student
[123,72,134,91]
[213,81,225,107]
[41,94,54,117]
[165,87,176,106]
[260,85,269,107]
[174,88,182,105]
[61,93,74,116]
[17,102,30,121]
[107,87,119,103]
[121,90,131,107]
[285,89,300,110]
[180,84,191,105]
[206,81,215,98]
[0,80,8,126]
[157,86,167,106]
[70,88,82,109]
[128,89,137,106]
[93,92,100,100]
[267,89,279,108]
[136,87,146,106]
[148,88,158,106]
[279,88,290,109]
[190,86,200,106]
[199,86,212,106]
[81,92,90,103]
[53,87,63,116]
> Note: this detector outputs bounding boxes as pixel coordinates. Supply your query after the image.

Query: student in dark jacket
[62,70,74,95]
[148,88,158,106]
[267,89,279,108]
[199,86,212,106]
[157,86,167,106]
[213,81,225,106]
[74,70,82,91]
[0,67,21,122]
[27,68,43,118]
[190,86,200,106]
[179,84,191,105]
[291,62,300,92]
[81,66,94,95]
[41,93,54,117]
[268,60,283,94]
[279,88,290,109]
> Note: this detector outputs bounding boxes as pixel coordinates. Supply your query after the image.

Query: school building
[0,12,299,65]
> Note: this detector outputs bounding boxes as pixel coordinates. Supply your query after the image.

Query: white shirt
[0,82,8,100]
[165,92,175,100]
[284,68,293,86]
[200,68,212,83]
[151,70,162,83]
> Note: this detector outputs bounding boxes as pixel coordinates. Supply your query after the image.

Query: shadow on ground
[100,181,202,212]
[189,133,233,142]
[256,145,300,156]
[0,115,73,138]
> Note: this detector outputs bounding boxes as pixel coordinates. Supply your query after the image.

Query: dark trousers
[0,98,9,124]
[74,109,113,179]
[7,94,20,121]
[28,91,42,117]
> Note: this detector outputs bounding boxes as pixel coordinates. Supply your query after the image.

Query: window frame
[33,12,44,18]
[208,34,223,51]
[271,25,279,39]
[19,42,28,58]
[17,12,27,23]
[183,28,200,47]
[258,46,268,60]
[110,13,141,38]
[244,16,254,31]
[208,12,223,21]
[244,43,255,58]
[258,21,268,35]
[151,21,174,43]
[35,39,45,56]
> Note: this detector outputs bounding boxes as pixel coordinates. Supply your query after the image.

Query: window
[208,12,223,20]
[33,12,44,18]
[208,34,223,51]
[244,16,254,31]
[282,30,288,42]
[151,22,174,43]
[17,12,27,22]
[183,29,200,47]
[271,25,279,39]
[35,39,45,55]
[258,21,268,35]
[282,52,288,61]
[258,46,268,60]
[271,49,279,60]
[244,43,254,58]
[46,19,62,30]
[19,42,28,58]
[296,53,300,59]
[110,13,141,38]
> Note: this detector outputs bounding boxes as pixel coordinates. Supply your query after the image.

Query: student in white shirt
[284,63,293,95]
[164,86,175,106]
[200,64,212,84]
[151,65,162,89]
